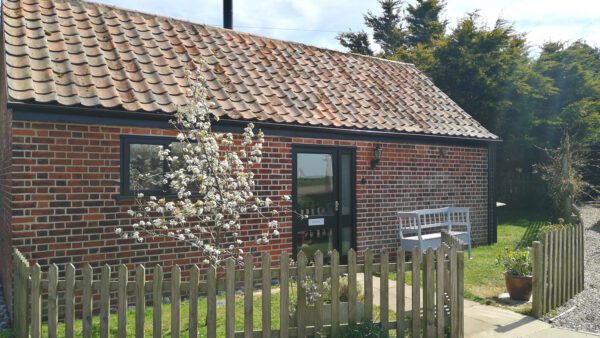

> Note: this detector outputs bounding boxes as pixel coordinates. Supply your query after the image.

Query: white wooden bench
[397,207,472,258]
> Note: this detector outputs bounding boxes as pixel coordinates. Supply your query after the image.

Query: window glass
[129,143,164,192]
[296,153,335,215]
[340,154,351,215]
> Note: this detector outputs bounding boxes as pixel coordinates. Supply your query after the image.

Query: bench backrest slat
[397,207,470,237]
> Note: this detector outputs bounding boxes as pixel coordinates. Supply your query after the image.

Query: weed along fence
[13,246,465,338]
[531,223,584,318]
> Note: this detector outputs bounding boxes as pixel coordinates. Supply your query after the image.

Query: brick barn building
[0,0,499,304]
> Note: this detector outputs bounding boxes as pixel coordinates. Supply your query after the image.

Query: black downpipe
[488,142,498,244]
[223,0,233,29]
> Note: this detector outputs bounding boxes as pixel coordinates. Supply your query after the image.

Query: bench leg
[467,235,472,259]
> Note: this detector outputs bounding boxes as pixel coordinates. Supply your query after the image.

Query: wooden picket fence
[531,223,584,317]
[13,245,465,338]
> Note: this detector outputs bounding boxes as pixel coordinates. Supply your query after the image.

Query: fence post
[244,253,254,338]
[396,247,406,336]
[262,252,272,338]
[450,245,458,338]
[551,230,558,310]
[207,265,217,338]
[380,249,389,331]
[532,241,543,318]
[13,249,29,338]
[153,265,164,338]
[280,252,290,338]
[457,251,465,338]
[330,250,340,337]
[100,265,111,338]
[117,264,128,337]
[136,265,146,338]
[30,264,41,338]
[65,264,76,338]
[579,223,584,293]
[171,265,181,338]
[364,249,373,321]
[226,258,236,338]
[411,246,421,338]
[542,232,549,313]
[48,264,59,338]
[348,249,358,325]
[83,264,93,338]
[297,251,307,338]
[423,249,435,338]
[435,247,445,337]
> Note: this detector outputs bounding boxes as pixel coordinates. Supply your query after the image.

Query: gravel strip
[550,204,600,333]
[0,283,11,329]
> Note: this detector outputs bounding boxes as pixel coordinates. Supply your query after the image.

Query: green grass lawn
[42,292,283,337]
[0,329,13,338]
[463,210,542,300]
[40,290,391,337]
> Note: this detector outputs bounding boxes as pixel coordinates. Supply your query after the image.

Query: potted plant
[496,247,533,301]
[319,275,365,324]
[290,275,365,326]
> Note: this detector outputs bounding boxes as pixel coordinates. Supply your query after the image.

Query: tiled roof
[2,0,498,140]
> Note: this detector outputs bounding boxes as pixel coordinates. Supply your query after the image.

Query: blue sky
[95,0,599,55]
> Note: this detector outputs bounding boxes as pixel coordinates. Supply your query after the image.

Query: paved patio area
[362,275,598,337]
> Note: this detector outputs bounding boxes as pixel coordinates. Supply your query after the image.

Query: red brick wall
[6,121,489,279]
[0,32,14,312]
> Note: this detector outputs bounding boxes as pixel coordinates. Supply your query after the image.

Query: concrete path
[361,275,598,337]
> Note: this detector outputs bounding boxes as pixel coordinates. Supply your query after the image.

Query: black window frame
[120,135,178,197]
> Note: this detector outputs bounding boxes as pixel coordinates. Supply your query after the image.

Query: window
[120,136,184,196]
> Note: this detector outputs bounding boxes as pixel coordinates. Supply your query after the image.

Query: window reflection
[129,144,164,191]
[297,153,334,215]
[296,229,333,261]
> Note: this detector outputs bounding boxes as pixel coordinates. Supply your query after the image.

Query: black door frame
[291,144,357,261]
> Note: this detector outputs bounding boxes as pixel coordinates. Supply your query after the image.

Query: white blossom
[116,71,300,267]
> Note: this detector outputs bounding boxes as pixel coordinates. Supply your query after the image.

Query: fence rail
[532,223,584,317]
[13,245,465,337]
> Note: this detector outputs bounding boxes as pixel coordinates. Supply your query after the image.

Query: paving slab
[363,275,599,337]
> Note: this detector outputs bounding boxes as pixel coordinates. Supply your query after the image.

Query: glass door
[292,146,355,263]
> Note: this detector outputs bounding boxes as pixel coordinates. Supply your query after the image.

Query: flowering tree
[116,71,296,266]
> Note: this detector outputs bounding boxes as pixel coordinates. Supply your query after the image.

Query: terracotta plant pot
[504,273,533,301]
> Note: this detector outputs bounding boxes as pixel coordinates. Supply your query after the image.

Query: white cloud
[94,0,599,53]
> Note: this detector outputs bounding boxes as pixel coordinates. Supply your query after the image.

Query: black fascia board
[8,101,502,147]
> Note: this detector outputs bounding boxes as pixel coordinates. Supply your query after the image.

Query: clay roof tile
[2,0,497,140]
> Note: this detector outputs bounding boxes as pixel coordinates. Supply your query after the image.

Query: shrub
[537,133,593,224]
[538,218,571,235]
[324,275,364,302]
[496,247,532,276]
[339,320,388,338]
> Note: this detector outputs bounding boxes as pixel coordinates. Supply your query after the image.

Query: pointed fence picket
[532,223,585,318]
[12,245,465,338]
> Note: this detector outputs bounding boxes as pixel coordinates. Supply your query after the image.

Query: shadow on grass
[497,208,550,250]
[515,221,545,249]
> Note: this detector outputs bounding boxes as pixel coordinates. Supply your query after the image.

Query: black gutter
[8,101,502,147]
[487,142,498,244]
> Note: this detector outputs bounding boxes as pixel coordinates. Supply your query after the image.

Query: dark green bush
[338,320,388,338]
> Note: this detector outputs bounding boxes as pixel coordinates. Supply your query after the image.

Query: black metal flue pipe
[223,0,233,29]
